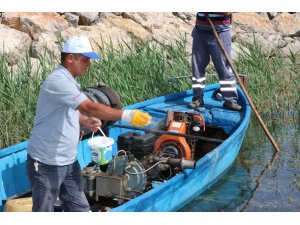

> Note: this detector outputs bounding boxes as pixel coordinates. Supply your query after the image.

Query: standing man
[188,12,242,111]
[26,35,152,212]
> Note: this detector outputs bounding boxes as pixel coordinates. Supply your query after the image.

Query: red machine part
[192,114,205,132]
[154,121,192,160]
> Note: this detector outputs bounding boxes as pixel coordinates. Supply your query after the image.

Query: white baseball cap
[62,35,101,59]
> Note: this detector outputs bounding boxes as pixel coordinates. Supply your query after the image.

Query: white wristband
[121,110,135,124]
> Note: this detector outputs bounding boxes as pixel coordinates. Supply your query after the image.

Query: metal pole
[168,74,219,82]
[112,124,224,144]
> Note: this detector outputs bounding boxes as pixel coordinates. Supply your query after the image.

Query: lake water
[180,115,300,212]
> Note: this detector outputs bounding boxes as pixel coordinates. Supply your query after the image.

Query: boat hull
[0,84,251,211]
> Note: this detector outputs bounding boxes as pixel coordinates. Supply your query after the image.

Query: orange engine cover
[154,121,191,160]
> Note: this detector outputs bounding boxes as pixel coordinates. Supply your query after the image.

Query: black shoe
[188,99,205,111]
[223,101,242,111]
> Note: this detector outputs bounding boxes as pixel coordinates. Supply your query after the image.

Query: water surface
[180,117,300,212]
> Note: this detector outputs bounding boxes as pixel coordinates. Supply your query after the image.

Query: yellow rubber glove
[121,110,152,126]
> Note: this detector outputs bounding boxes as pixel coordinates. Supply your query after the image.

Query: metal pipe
[168,74,218,83]
[112,124,224,144]
[153,157,196,170]
[180,159,196,170]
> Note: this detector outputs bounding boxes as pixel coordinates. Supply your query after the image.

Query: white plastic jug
[87,136,114,165]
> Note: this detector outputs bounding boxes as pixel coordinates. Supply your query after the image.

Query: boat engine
[115,111,203,181]
[82,151,195,205]
[82,111,201,206]
[154,110,205,160]
[82,152,147,204]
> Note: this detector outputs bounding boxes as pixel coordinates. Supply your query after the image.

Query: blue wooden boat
[0,83,251,212]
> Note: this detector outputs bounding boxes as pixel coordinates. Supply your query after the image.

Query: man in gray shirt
[26,35,152,212]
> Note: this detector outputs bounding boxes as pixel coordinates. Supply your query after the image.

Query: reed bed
[0,51,56,148]
[0,37,299,148]
[234,41,300,116]
[81,36,191,105]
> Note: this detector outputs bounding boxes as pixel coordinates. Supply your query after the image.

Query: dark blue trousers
[191,27,238,103]
[26,155,90,212]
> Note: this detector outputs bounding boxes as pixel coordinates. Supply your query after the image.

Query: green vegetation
[81,36,191,105]
[0,37,299,148]
[0,51,57,148]
[234,41,300,116]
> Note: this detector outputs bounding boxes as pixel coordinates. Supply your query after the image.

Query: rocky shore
[1,12,300,67]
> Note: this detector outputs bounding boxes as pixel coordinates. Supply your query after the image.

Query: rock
[173,12,187,21]
[233,31,284,56]
[112,12,123,16]
[258,12,270,20]
[283,36,294,43]
[267,12,278,20]
[280,38,300,56]
[73,12,99,25]
[0,24,31,66]
[1,12,300,66]
[120,13,193,48]
[60,23,134,54]
[173,12,195,26]
[98,13,107,19]
[1,12,69,40]
[233,12,275,34]
[105,13,152,42]
[65,13,79,28]
[1,12,23,30]
[31,33,60,59]
[272,12,300,36]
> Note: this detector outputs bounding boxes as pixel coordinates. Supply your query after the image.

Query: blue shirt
[27,65,88,166]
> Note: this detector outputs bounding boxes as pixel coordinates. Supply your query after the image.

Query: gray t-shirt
[27,65,88,166]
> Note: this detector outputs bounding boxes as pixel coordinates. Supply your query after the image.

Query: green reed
[0,36,299,148]
[80,36,191,105]
[234,40,300,115]
[0,50,56,148]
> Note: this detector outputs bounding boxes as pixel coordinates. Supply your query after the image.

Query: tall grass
[0,50,56,148]
[234,40,300,116]
[0,37,299,148]
[80,36,191,105]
